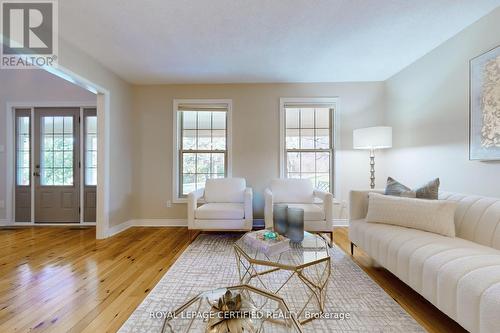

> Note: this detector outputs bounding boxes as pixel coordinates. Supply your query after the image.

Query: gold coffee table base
[234,231,331,325]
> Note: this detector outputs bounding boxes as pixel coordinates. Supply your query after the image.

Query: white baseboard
[131,219,188,227]
[0,219,10,226]
[97,218,349,238]
[106,220,133,237]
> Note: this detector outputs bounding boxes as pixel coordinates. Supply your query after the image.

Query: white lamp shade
[353,126,392,149]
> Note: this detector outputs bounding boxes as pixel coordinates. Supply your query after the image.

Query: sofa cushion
[204,178,246,203]
[195,203,245,220]
[349,218,500,333]
[271,179,314,203]
[286,203,325,221]
[366,193,457,237]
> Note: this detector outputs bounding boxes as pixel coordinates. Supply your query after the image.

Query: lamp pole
[369,149,375,189]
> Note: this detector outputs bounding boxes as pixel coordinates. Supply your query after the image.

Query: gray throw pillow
[385,177,416,198]
[385,177,440,199]
[415,178,440,200]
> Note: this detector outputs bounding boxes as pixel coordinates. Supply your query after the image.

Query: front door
[34,108,80,223]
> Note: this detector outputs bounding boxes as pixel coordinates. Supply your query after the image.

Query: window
[16,114,31,186]
[174,100,232,200]
[281,98,336,193]
[40,116,75,186]
[85,115,97,186]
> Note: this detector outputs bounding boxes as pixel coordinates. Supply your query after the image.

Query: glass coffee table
[162,284,303,332]
[234,231,331,324]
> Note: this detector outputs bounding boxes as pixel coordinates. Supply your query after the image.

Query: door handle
[33,172,40,177]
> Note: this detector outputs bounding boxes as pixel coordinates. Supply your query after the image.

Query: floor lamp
[353,126,392,189]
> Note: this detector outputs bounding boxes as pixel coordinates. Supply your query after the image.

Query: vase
[286,207,304,243]
[273,204,288,235]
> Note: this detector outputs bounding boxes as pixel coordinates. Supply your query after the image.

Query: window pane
[286,109,299,129]
[86,168,97,187]
[316,173,330,192]
[182,130,196,150]
[53,117,64,134]
[43,136,53,150]
[64,117,73,133]
[212,112,226,129]
[301,129,315,149]
[315,108,330,128]
[43,151,54,168]
[212,130,226,150]
[300,152,315,172]
[196,174,207,190]
[287,152,300,172]
[211,153,225,174]
[41,169,53,186]
[197,112,212,129]
[301,108,314,128]
[53,135,64,150]
[183,153,196,174]
[301,173,316,183]
[182,174,196,195]
[44,117,53,134]
[197,130,211,150]
[178,107,228,197]
[287,172,301,179]
[86,116,97,133]
[18,117,29,134]
[315,128,330,149]
[21,135,30,150]
[85,115,98,186]
[196,153,211,174]
[64,152,73,168]
[183,111,197,129]
[54,152,64,167]
[19,168,30,186]
[63,168,73,185]
[316,152,330,172]
[54,168,64,185]
[286,129,299,149]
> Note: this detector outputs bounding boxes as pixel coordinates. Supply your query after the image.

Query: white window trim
[172,99,233,203]
[279,97,341,197]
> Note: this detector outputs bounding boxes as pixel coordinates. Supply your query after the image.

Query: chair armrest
[187,188,204,229]
[264,188,273,229]
[244,187,253,221]
[314,190,334,224]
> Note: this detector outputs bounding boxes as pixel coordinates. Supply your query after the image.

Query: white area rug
[119,234,425,332]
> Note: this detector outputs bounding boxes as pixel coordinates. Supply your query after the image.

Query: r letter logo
[1,0,58,68]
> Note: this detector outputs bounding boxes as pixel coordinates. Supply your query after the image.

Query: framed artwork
[469,45,500,161]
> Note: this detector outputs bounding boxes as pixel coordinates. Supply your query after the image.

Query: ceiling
[59,0,500,84]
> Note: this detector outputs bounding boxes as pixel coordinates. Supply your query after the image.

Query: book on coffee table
[243,230,290,256]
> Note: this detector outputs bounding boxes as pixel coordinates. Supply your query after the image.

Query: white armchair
[264,179,335,242]
[187,178,253,231]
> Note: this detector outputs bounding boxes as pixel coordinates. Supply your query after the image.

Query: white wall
[131,82,387,219]
[57,39,135,229]
[0,69,96,221]
[384,7,500,197]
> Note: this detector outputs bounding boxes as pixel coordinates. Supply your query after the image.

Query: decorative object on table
[243,230,290,255]
[273,204,288,235]
[469,45,500,160]
[286,207,304,243]
[206,290,254,333]
[353,126,392,189]
[384,177,440,200]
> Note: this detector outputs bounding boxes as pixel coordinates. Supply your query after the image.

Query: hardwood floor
[0,226,190,333]
[0,226,466,332]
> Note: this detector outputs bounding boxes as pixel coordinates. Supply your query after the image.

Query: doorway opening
[14,107,97,223]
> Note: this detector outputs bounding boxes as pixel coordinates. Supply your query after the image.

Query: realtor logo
[1,0,58,68]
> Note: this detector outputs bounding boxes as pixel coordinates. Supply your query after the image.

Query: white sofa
[187,178,253,231]
[264,179,335,242]
[349,190,500,333]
